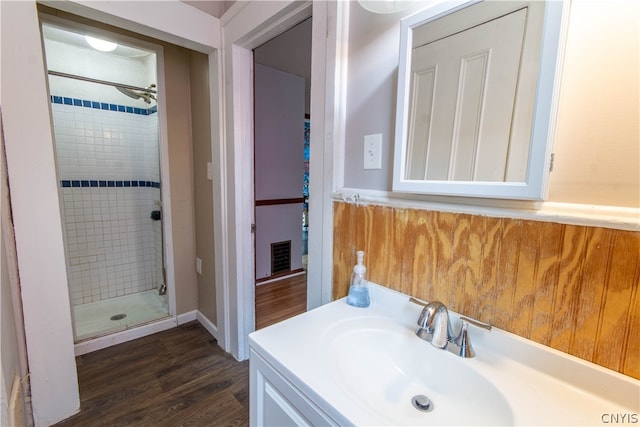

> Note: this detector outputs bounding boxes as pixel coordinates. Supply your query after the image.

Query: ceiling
[41,23,153,59]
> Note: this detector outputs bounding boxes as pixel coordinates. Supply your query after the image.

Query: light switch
[364,134,382,170]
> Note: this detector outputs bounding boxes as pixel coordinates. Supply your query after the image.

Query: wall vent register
[271,240,292,276]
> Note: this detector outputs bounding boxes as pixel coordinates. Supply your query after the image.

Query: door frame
[38,12,178,335]
[2,2,222,423]
[220,0,349,360]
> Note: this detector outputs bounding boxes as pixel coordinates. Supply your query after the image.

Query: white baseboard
[257,269,306,286]
[177,310,198,325]
[175,310,217,341]
[196,310,218,340]
[74,317,177,356]
[73,311,218,355]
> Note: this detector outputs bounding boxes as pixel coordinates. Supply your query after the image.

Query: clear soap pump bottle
[346,250,370,307]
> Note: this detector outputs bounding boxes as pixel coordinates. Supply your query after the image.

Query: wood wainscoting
[332,201,639,379]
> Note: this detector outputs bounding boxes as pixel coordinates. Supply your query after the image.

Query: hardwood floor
[54,322,249,427]
[54,273,306,426]
[255,273,307,330]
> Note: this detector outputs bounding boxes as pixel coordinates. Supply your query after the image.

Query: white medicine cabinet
[392,0,569,200]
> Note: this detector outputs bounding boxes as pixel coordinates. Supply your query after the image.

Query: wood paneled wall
[332,201,640,379]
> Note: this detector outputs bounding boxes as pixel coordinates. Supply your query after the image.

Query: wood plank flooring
[255,273,307,330]
[54,274,307,426]
[54,322,249,427]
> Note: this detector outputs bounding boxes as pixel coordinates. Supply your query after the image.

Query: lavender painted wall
[254,64,305,279]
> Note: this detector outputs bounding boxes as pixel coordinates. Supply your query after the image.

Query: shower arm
[47,70,157,94]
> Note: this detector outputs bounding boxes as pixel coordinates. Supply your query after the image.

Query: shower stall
[41,22,170,342]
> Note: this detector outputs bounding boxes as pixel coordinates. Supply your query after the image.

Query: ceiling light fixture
[85,35,118,52]
[357,0,419,14]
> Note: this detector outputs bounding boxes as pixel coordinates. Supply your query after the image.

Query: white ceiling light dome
[357,0,419,14]
[85,35,118,52]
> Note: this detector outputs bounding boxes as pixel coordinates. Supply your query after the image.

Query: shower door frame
[40,14,177,341]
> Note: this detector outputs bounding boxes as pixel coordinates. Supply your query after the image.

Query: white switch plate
[364,134,382,170]
[206,162,213,180]
[196,257,202,274]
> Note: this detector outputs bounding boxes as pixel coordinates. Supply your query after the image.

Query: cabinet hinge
[549,153,555,172]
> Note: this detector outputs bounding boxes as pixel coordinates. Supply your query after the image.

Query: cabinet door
[258,375,312,426]
[408,7,528,182]
[393,1,567,199]
[250,350,341,427]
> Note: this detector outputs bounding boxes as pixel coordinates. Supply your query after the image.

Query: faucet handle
[451,320,475,358]
[459,315,492,331]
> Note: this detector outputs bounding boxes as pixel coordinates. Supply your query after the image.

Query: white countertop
[249,282,640,426]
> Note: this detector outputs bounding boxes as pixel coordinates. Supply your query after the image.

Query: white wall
[0,2,81,424]
[254,64,305,279]
[548,0,639,207]
[254,18,312,114]
[1,123,29,427]
[255,205,304,278]
[343,0,639,209]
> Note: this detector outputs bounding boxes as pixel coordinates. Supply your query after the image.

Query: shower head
[116,85,141,99]
[116,85,157,104]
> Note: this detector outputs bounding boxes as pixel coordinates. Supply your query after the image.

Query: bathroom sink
[249,282,640,426]
[325,317,513,426]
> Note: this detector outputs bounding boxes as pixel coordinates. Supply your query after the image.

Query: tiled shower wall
[51,97,162,306]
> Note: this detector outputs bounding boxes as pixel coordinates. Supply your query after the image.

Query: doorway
[253,18,312,329]
[41,21,170,341]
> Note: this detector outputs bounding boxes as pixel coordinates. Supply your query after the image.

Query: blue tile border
[61,180,160,189]
[51,95,157,116]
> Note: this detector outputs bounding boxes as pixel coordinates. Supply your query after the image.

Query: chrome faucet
[415,301,454,349]
[413,299,492,358]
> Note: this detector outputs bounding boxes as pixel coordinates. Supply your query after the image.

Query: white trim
[177,310,198,325]
[38,10,180,333]
[39,0,220,52]
[196,311,219,340]
[333,188,640,231]
[74,317,177,356]
[256,270,306,286]
[155,44,178,319]
[232,43,256,362]
[221,1,315,361]
[210,46,231,353]
[4,2,223,423]
[392,0,570,200]
[307,1,350,309]
[72,310,217,357]
[1,3,81,424]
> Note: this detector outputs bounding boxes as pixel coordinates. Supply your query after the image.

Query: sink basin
[249,282,640,426]
[325,317,513,426]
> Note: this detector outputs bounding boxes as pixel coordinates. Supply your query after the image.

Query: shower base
[73,290,169,342]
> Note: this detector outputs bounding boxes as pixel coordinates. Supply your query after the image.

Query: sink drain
[412,395,433,412]
[110,313,127,321]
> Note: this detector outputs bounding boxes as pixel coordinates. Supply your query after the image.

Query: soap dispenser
[346,250,370,307]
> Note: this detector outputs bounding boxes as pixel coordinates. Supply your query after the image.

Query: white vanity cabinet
[248,283,639,426]
[250,348,341,427]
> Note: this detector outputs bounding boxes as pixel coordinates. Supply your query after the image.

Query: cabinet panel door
[261,378,312,426]
[408,7,527,181]
[250,350,342,427]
